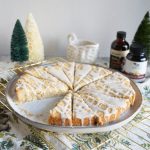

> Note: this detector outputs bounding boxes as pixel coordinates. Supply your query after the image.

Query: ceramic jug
[67,33,99,64]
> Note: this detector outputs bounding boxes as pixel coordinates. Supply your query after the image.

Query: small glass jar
[123,42,148,83]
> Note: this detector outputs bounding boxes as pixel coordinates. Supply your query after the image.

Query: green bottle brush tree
[133,11,150,61]
[11,19,29,62]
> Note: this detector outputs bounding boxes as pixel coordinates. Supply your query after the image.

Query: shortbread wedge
[16,73,68,103]
[80,72,135,105]
[60,62,75,85]
[79,90,130,125]
[25,66,57,80]
[73,93,96,126]
[49,92,72,126]
[74,66,112,91]
[74,63,92,89]
[44,62,72,89]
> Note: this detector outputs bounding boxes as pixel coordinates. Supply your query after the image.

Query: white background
[0,0,149,58]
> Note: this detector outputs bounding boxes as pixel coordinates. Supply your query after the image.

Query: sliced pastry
[49,92,72,126]
[74,63,92,89]
[72,93,96,126]
[59,61,75,85]
[25,65,56,80]
[44,62,72,89]
[79,90,130,125]
[79,72,135,105]
[100,72,131,86]
[74,66,112,91]
[15,73,68,103]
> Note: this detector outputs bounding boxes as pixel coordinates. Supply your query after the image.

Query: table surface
[0,57,150,150]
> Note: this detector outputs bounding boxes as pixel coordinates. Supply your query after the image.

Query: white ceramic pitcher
[67,33,99,64]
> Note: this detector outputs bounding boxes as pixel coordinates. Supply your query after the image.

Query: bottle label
[123,59,147,82]
[110,49,129,71]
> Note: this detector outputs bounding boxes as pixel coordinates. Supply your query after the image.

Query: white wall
[0,0,150,58]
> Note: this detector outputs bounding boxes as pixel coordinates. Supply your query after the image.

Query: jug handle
[68,33,78,44]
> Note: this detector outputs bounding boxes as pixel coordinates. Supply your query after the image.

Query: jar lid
[130,42,146,54]
[117,31,126,38]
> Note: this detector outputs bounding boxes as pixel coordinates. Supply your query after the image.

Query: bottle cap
[130,42,146,54]
[117,31,126,38]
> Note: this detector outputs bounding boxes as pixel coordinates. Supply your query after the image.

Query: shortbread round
[15,61,135,126]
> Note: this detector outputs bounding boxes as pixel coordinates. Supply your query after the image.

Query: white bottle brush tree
[25,13,44,62]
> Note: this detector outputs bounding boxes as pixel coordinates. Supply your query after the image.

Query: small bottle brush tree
[133,11,150,60]
[11,19,29,62]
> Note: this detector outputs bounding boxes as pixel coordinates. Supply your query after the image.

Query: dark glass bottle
[124,42,148,83]
[110,31,129,71]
